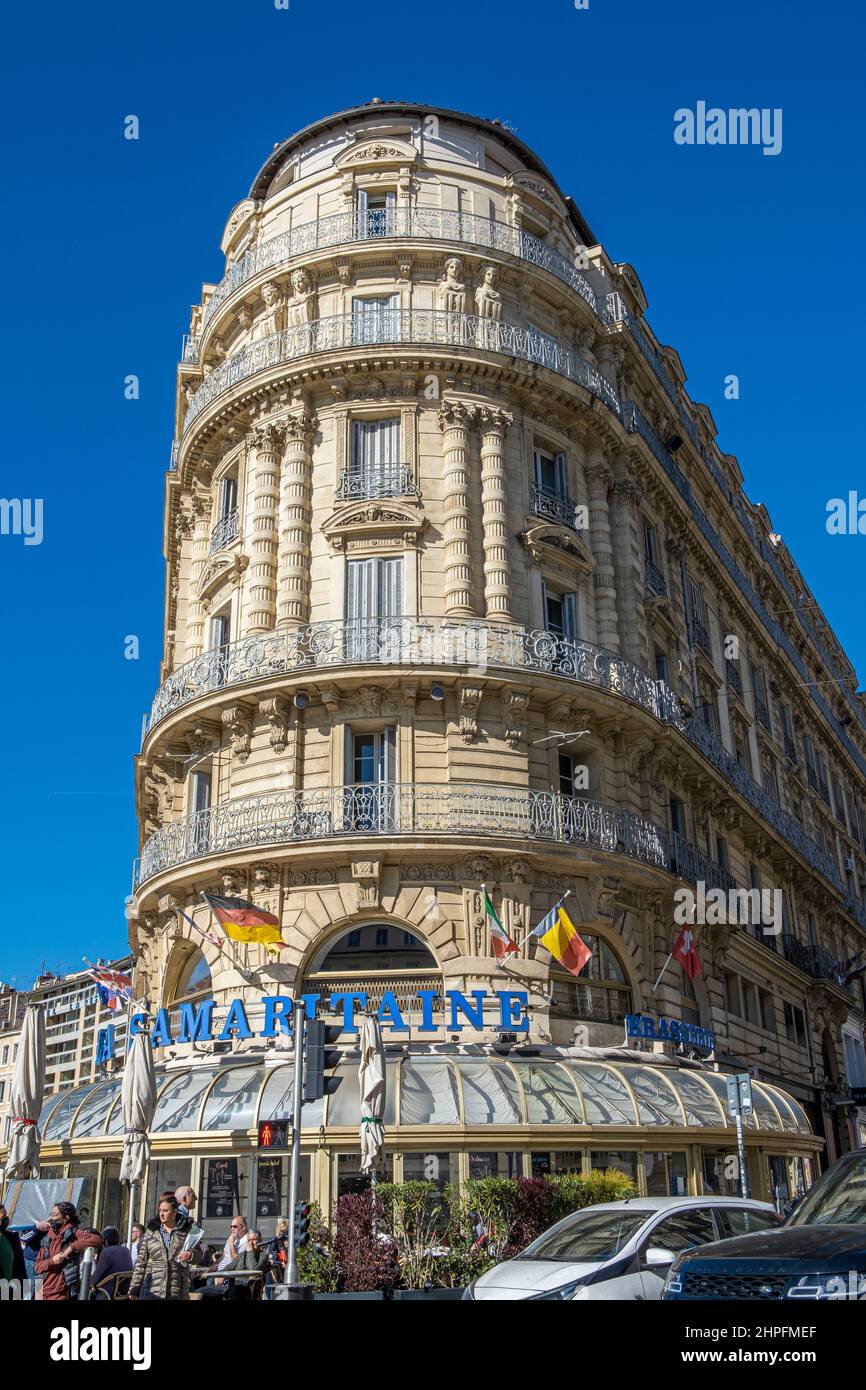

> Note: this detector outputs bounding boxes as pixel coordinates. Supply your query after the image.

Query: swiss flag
[673,925,702,980]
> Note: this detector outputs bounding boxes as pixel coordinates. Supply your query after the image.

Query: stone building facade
[130,101,866,1188]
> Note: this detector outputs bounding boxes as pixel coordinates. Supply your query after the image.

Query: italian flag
[483,885,519,961]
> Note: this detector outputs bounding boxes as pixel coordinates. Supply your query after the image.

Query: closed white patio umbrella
[120,1032,157,1241]
[5,1005,46,1179]
[359,1014,386,1177]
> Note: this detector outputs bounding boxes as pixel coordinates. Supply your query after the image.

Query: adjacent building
[22,102,866,1238]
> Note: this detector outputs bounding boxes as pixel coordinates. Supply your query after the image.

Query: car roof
[567,1196,774,1214]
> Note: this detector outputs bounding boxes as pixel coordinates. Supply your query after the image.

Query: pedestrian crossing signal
[294,1201,311,1247]
[258,1119,290,1149]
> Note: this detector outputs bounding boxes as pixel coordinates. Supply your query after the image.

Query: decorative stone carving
[403,863,455,881]
[219,868,246,897]
[505,857,531,884]
[222,704,253,762]
[252,862,280,892]
[459,683,483,742]
[501,688,530,748]
[259,695,292,753]
[474,265,502,321]
[463,853,495,882]
[352,858,381,909]
[254,281,284,340]
[286,268,316,326]
[286,867,337,887]
[436,257,466,314]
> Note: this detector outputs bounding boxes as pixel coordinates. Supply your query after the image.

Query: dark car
[663,1149,866,1300]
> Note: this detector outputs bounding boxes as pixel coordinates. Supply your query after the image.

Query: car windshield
[516,1209,649,1263]
[788,1153,866,1227]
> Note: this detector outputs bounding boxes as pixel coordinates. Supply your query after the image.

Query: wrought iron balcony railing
[137,783,696,886]
[530,483,578,530]
[754,694,772,732]
[549,980,632,1026]
[335,464,418,502]
[183,313,620,432]
[644,558,667,598]
[725,659,743,699]
[691,618,712,657]
[200,208,599,337]
[209,507,240,554]
[146,620,676,733]
[781,937,853,993]
[783,734,797,765]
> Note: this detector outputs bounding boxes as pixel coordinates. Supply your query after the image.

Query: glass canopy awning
[37,1056,813,1140]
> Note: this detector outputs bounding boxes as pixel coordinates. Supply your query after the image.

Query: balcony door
[350,418,401,497]
[345,556,404,662]
[352,294,401,346]
[344,726,397,832]
[356,188,397,239]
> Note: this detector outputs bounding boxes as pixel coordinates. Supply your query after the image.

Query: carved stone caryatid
[185,486,214,658]
[436,257,466,316]
[276,410,316,627]
[242,422,284,633]
[585,450,620,652]
[475,407,513,620]
[254,280,284,341]
[474,265,502,350]
[439,402,475,615]
[286,268,316,327]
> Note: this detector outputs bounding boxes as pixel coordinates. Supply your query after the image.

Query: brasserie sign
[130,987,530,1047]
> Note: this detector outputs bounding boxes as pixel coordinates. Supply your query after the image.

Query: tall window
[219,475,238,519]
[356,188,396,237]
[345,726,397,831]
[548,934,632,1026]
[209,608,230,651]
[533,448,569,498]
[350,418,401,493]
[544,585,578,640]
[352,294,400,344]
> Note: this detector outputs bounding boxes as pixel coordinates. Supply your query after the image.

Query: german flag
[200,892,286,949]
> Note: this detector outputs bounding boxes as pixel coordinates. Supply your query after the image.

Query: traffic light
[258,1118,290,1149]
[303,1020,342,1101]
[293,1201,311,1248]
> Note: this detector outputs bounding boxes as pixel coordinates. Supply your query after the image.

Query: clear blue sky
[0,0,863,987]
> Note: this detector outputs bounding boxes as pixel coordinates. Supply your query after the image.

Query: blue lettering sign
[416,989,439,1033]
[496,992,529,1034]
[625,1013,715,1053]
[150,1009,173,1049]
[329,991,366,1033]
[177,1000,215,1044]
[95,1026,116,1066]
[377,991,408,1032]
[447,990,486,1031]
[261,996,293,1038]
[218,998,253,1041]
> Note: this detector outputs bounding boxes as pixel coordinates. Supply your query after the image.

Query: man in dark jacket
[0,1204,27,1284]
[90,1226,134,1299]
[31,1202,103,1300]
[206,1229,270,1300]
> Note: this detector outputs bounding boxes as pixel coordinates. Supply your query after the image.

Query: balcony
[549,979,631,1026]
[335,463,418,502]
[691,619,712,658]
[135,784,675,885]
[183,313,620,434]
[530,483,578,530]
[725,660,743,700]
[303,970,443,1024]
[200,208,599,338]
[781,937,852,993]
[754,694,772,732]
[209,507,240,554]
[146,619,677,733]
[783,734,797,765]
[645,557,668,598]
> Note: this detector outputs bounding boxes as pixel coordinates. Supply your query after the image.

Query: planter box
[393,1288,465,1301]
[313,1291,386,1301]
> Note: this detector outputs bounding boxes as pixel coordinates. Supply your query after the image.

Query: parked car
[663,1148,866,1300]
[463,1196,779,1300]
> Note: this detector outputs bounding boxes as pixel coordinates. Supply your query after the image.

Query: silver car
[464,1196,780,1301]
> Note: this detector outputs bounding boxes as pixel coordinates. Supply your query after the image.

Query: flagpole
[651,951,674,995]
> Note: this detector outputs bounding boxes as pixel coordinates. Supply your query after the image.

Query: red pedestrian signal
[258,1119,290,1149]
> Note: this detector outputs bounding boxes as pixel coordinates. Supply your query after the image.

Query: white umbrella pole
[126,1182,136,1248]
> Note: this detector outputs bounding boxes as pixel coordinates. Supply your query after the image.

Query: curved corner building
[31,103,866,1236]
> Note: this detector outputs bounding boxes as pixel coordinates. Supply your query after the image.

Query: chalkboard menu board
[256,1156,282,1219]
[205,1158,239,1219]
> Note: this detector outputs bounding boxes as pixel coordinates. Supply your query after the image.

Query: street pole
[285,998,305,1288]
[735,1109,750,1199]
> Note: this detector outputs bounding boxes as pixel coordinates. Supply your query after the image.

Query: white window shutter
[555,452,568,496]
[563,593,578,640]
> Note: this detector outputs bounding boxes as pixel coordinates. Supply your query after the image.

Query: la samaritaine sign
[128,987,531,1047]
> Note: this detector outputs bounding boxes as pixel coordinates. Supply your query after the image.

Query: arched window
[303,923,441,1023]
[166,946,212,1009]
[549,932,632,1025]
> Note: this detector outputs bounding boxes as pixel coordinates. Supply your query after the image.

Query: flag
[88,965,133,1012]
[531,900,591,978]
[200,892,286,950]
[176,906,221,948]
[482,885,519,961]
[673,925,702,980]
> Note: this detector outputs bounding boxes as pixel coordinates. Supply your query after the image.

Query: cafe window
[201,1155,253,1243]
[337,1152,395,1198]
[590,1150,638,1184]
[468,1152,522,1180]
[402,1152,460,1194]
[644,1151,688,1197]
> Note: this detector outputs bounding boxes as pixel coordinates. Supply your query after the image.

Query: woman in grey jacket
[128,1196,202,1300]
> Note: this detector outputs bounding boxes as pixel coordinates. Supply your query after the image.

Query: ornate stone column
[276,410,316,628]
[439,401,475,616]
[185,484,213,659]
[476,407,513,621]
[585,446,620,652]
[609,468,644,668]
[242,421,284,634]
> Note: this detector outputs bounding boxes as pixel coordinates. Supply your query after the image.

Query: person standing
[31,1202,103,1301]
[0,1204,27,1285]
[175,1185,198,1220]
[128,1195,202,1301]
